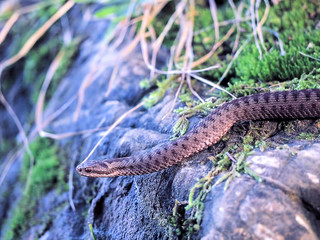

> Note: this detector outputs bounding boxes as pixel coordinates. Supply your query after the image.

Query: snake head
[76,159,112,178]
[76,157,132,177]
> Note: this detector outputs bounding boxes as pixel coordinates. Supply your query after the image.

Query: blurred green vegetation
[4,137,67,240]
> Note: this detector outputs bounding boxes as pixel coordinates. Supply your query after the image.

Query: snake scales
[76,89,320,177]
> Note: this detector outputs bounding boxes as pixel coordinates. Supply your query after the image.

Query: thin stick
[0,86,33,161]
[0,13,19,45]
[189,73,236,99]
[209,0,219,43]
[40,125,114,140]
[109,0,137,49]
[146,64,221,75]
[0,148,23,186]
[218,37,251,84]
[191,25,235,68]
[228,0,243,54]
[73,65,99,122]
[250,0,262,59]
[68,157,76,212]
[162,77,184,120]
[255,0,267,52]
[299,51,320,62]
[80,101,144,164]
[265,27,285,56]
[183,3,202,102]
[0,86,35,195]
[105,64,120,98]
[151,1,185,77]
[36,50,65,132]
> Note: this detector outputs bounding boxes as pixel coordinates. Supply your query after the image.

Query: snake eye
[85,167,92,173]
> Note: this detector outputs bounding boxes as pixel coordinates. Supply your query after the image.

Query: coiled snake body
[77,89,320,177]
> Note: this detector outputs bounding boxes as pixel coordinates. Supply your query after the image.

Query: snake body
[76,89,320,177]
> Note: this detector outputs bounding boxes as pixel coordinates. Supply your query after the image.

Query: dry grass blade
[68,157,76,212]
[299,51,320,62]
[0,12,19,45]
[0,148,23,187]
[73,65,99,122]
[218,37,251,85]
[105,64,120,98]
[228,0,243,54]
[0,83,33,161]
[40,127,110,140]
[139,4,153,67]
[257,0,270,47]
[36,50,65,133]
[174,16,189,62]
[151,1,185,77]
[257,0,270,29]
[41,95,77,131]
[189,73,236,98]
[191,25,235,68]
[162,77,184,120]
[181,1,205,103]
[0,1,54,45]
[250,0,270,59]
[0,0,75,69]
[108,0,137,49]
[255,0,267,52]
[0,81,34,194]
[148,24,157,78]
[152,1,184,53]
[147,64,220,75]
[122,1,166,62]
[209,0,219,43]
[250,0,262,59]
[265,27,285,55]
[80,101,144,165]
[139,1,168,69]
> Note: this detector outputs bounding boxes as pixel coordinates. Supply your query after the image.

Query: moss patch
[4,137,66,240]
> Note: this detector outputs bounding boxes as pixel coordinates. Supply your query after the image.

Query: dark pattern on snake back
[76,89,320,177]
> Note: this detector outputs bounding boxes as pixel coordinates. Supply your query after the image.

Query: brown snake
[76,89,320,177]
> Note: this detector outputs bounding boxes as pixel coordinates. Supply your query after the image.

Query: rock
[200,143,320,240]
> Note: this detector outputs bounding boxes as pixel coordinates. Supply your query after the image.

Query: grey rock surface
[200,143,320,240]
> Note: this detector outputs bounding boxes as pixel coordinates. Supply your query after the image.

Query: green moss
[234,0,320,83]
[4,137,66,240]
[235,30,320,82]
[296,132,316,141]
[89,223,96,240]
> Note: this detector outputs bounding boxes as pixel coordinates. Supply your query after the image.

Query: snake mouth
[76,160,96,177]
[76,164,85,174]
[76,163,86,176]
[76,159,117,177]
